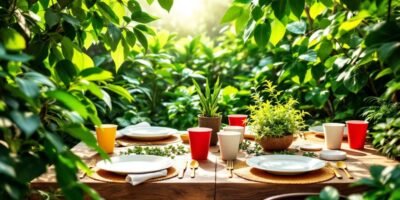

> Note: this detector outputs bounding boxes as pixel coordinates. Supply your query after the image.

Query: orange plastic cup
[95,124,118,153]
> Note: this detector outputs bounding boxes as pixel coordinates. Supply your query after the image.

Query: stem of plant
[387,0,392,21]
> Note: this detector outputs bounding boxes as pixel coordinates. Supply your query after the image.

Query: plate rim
[96,154,173,174]
[246,155,326,173]
[123,126,177,138]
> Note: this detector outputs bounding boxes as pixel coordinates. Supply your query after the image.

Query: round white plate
[309,125,348,138]
[96,155,173,174]
[123,126,177,141]
[320,150,347,161]
[246,155,326,175]
[300,143,323,151]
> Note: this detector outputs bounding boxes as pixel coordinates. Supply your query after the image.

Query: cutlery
[178,160,188,179]
[326,162,342,179]
[190,160,199,178]
[227,160,234,178]
[337,161,353,179]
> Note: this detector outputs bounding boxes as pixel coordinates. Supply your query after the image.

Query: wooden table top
[32,132,399,200]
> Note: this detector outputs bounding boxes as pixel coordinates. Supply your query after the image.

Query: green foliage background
[0,0,399,199]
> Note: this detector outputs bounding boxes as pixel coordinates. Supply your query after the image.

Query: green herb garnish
[120,145,188,159]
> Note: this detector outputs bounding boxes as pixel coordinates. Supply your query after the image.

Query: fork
[227,160,234,178]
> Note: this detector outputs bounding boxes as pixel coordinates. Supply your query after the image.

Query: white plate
[96,155,173,174]
[309,125,348,138]
[123,126,177,141]
[246,155,326,175]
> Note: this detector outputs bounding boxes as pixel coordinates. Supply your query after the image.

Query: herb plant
[249,81,307,139]
[193,78,222,117]
[120,145,188,159]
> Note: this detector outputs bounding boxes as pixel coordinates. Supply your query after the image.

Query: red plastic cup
[346,120,369,149]
[228,114,247,127]
[188,127,212,160]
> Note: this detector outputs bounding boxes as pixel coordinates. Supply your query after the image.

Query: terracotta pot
[256,135,294,151]
[198,116,221,146]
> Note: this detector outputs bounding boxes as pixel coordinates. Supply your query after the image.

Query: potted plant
[193,78,222,146]
[249,81,307,151]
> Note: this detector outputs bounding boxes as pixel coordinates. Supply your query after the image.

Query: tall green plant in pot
[249,81,307,151]
[193,78,222,146]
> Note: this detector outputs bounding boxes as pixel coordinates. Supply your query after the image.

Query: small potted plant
[249,81,306,151]
[193,78,222,146]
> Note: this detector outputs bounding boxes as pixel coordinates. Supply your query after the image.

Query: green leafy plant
[120,144,188,159]
[249,81,307,138]
[370,115,400,160]
[310,164,400,200]
[192,78,222,117]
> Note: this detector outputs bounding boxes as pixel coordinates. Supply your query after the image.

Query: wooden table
[32,133,399,200]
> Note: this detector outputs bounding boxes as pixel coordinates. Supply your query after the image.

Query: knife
[178,160,188,179]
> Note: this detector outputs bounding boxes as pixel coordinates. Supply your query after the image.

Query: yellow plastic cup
[95,124,118,154]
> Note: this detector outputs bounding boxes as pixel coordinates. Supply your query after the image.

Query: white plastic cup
[223,126,245,142]
[217,131,241,161]
[323,123,345,150]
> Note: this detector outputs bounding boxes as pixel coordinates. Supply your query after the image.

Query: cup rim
[187,127,213,132]
[346,120,369,124]
[223,126,244,130]
[323,123,345,127]
[95,124,118,128]
[217,131,241,136]
[228,114,248,118]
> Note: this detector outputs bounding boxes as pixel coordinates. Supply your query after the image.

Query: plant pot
[198,115,221,146]
[256,135,293,151]
[265,193,347,200]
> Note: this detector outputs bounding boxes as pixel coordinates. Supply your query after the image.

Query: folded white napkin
[125,170,167,186]
[116,122,151,138]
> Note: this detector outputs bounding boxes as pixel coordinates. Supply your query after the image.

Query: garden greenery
[193,78,222,117]
[249,81,307,138]
[0,0,399,199]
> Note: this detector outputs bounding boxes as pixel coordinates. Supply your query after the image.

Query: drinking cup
[228,114,247,127]
[188,127,212,160]
[346,120,369,149]
[217,131,241,160]
[323,123,345,150]
[95,124,118,153]
[223,126,245,142]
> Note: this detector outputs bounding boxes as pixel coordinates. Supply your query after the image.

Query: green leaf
[271,0,288,20]
[55,60,77,87]
[97,1,119,24]
[287,20,306,35]
[16,77,40,98]
[80,68,113,81]
[71,47,94,70]
[134,28,148,51]
[101,89,112,110]
[131,12,158,23]
[63,124,98,151]
[10,111,40,138]
[61,37,74,60]
[25,72,55,88]
[104,84,134,102]
[243,21,256,42]
[299,50,317,62]
[289,0,304,19]
[85,0,96,8]
[320,0,333,7]
[343,67,368,93]
[106,24,122,51]
[317,39,333,60]
[0,28,26,51]
[221,5,243,23]
[147,0,155,4]
[47,90,88,118]
[319,186,340,200]
[270,19,285,46]
[309,2,326,19]
[254,22,271,47]
[125,31,136,46]
[45,9,60,28]
[235,8,250,33]
[158,0,173,12]
[378,42,400,62]
[251,6,263,21]
[339,11,369,33]
[135,24,156,36]
[111,41,125,72]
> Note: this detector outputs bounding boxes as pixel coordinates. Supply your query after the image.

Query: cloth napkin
[116,122,151,138]
[125,170,167,186]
